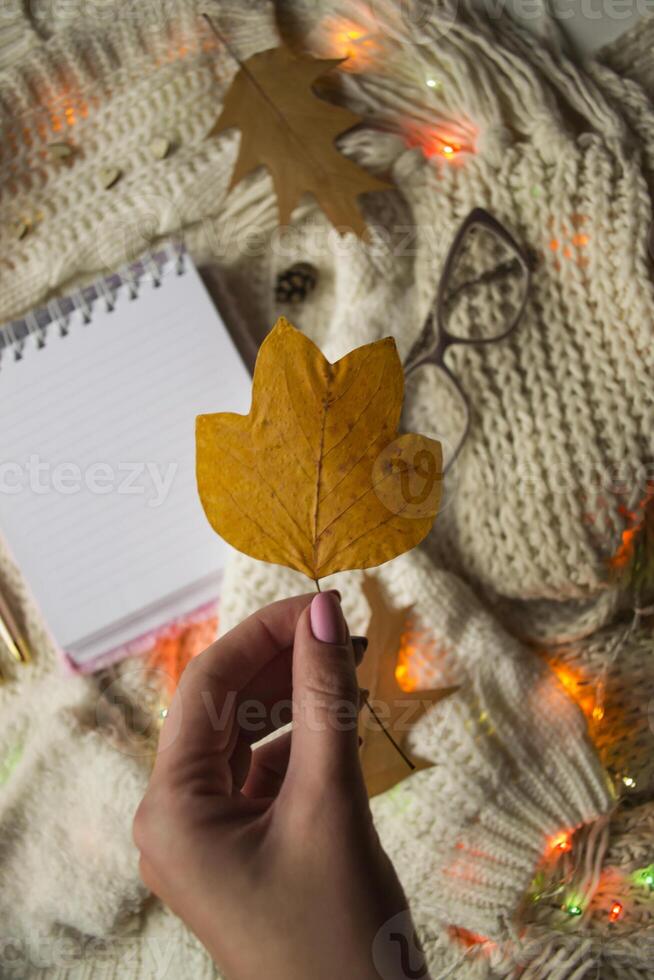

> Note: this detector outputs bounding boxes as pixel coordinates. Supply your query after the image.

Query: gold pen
[0,590,30,664]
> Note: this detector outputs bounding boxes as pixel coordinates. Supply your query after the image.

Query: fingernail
[352,635,368,666]
[310,592,348,644]
[326,588,341,600]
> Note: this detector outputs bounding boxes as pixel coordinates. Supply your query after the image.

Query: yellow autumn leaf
[207,41,391,238]
[196,317,442,581]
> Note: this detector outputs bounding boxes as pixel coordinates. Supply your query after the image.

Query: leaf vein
[323,361,388,460]
[282,360,316,483]
[316,498,413,576]
[219,439,313,549]
[312,366,331,576]
[319,399,397,507]
[316,453,436,569]
[210,472,306,570]
[327,348,375,407]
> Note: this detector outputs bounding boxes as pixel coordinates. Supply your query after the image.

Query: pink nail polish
[310,592,347,644]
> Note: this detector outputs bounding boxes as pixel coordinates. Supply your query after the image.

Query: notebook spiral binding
[0,241,186,367]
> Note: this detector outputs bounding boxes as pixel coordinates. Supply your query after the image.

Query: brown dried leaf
[358,574,458,797]
[209,44,391,237]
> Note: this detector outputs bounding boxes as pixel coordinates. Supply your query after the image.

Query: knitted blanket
[0,2,653,977]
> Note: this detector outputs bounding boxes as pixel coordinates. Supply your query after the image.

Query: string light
[609,901,623,922]
[154,700,170,731]
[562,893,584,919]
[546,221,591,270]
[549,663,597,719]
[634,866,654,890]
[622,775,636,789]
[403,124,471,160]
[549,832,573,854]
[147,611,218,695]
[609,491,654,595]
[322,18,381,68]
[448,926,493,950]
[394,621,443,693]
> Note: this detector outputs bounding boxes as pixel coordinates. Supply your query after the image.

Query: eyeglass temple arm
[404,311,442,377]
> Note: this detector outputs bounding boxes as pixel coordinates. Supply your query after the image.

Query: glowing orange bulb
[549,663,596,719]
[448,925,491,948]
[443,145,455,156]
[609,901,623,922]
[552,666,577,695]
[549,832,572,854]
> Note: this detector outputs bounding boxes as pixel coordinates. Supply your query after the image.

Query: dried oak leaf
[358,574,458,797]
[208,44,391,238]
[196,317,442,580]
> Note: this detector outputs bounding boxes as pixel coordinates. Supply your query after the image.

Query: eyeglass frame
[404,206,533,474]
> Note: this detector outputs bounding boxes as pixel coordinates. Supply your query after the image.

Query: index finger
[152,593,314,786]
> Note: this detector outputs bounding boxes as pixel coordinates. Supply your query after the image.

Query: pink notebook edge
[60,597,220,675]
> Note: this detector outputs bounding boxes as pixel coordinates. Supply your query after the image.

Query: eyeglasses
[404,207,532,474]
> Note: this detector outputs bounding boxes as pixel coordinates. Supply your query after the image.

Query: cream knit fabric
[0,1,653,978]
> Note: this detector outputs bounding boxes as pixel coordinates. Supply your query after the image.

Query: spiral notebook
[0,246,251,671]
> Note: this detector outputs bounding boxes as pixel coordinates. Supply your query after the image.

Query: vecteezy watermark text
[97,677,448,759]
[0,456,177,508]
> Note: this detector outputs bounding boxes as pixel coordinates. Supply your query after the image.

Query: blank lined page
[0,255,251,664]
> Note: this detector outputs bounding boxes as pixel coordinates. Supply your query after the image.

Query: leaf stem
[201,13,242,68]
[201,13,331,184]
[364,695,416,772]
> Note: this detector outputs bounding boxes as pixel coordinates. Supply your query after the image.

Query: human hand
[133,591,427,980]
